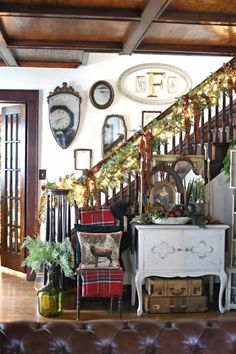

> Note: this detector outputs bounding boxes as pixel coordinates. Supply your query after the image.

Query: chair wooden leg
[110,297,113,313]
[76,273,81,320]
[118,296,122,319]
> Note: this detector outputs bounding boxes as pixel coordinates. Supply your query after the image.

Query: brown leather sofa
[0,319,235,353]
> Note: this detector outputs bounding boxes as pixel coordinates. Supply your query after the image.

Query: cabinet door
[184,229,222,271]
[143,229,184,270]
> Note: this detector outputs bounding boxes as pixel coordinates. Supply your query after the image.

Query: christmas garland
[38,60,236,221]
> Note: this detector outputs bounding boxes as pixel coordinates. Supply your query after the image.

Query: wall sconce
[74,149,92,170]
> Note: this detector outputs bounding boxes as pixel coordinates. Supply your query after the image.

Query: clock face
[48,83,81,149]
[50,108,71,130]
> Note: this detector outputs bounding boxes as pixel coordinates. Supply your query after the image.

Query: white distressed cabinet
[131,224,229,316]
[226,189,236,309]
[226,149,236,310]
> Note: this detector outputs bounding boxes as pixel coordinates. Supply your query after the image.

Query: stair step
[209,160,224,180]
[212,126,236,143]
[211,142,229,162]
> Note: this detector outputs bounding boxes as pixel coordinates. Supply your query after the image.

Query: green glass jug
[37,270,64,317]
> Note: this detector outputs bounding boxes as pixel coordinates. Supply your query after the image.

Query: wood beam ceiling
[0,30,17,66]
[1,4,236,26]
[157,10,236,26]
[0,1,235,65]
[7,39,122,51]
[122,0,172,55]
[0,3,141,21]
[7,39,236,57]
[137,43,236,56]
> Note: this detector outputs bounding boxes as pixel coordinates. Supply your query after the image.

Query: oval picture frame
[89,81,114,109]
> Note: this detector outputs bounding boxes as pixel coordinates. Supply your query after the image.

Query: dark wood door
[1,105,26,271]
[0,90,38,275]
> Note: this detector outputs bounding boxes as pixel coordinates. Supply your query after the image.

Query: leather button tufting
[55,346,66,354]
[102,345,112,354]
[9,349,20,354]
[191,344,201,353]
[7,345,21,354]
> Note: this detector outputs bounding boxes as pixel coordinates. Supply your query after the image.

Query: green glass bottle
[37,270,64,318]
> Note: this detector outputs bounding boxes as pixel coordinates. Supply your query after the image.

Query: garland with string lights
[38,60,236,222]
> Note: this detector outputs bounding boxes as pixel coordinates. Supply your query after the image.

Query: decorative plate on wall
[47,82,82,149]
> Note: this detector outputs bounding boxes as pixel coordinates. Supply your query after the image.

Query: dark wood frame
[102,114,127,156]
[74,148,92,170]
[0,89,38,278]
[89,81,114,109]
[141,110,162,128]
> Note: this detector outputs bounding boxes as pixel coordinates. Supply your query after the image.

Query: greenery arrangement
[146,202,205,228]
[22,236,74,278]
[222,137,236,181]
[190,176,205,203]
[37,59,236,221]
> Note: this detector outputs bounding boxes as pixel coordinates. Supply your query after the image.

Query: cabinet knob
[177,248,181,252]
[185,248,189,252]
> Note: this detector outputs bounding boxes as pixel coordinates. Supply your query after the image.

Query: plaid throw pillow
[75,224,123,265]
[79,206,115,226]
[78,231,122,269]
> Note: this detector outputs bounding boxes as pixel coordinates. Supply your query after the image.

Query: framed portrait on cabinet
[150,181,176,206]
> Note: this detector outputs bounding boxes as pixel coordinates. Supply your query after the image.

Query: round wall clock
[47,82,82,149]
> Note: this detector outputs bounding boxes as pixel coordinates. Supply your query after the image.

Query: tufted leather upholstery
[0,319,236,353]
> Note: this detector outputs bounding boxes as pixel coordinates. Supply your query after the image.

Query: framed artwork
[141,110,162,127]
[74,149,92,170]
[167,76,178,93]
[136,75,146,93]
[150,181,176,206]
[89,80,114,109]
[153,154,205,177]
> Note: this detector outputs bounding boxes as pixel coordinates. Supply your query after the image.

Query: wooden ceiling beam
[7,39,122,51]
[122,0,172,55]
[158,10,236,25]
[0,30,17,66]
[0,60,80,68]
[136,42,236,56]
[0,3,141,21]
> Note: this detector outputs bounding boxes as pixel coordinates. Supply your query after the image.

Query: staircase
[79,57,236,212]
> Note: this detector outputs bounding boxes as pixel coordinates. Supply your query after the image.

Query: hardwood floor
[0,265,235,322]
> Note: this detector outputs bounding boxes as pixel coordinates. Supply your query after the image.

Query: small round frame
[89,81,114,109]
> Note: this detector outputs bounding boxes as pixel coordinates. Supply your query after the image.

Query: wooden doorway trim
[0,90,38,277]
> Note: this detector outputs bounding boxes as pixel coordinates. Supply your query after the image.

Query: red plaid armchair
[76,267,123,320]
[75,205,124,320]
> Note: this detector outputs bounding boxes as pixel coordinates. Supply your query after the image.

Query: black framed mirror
[89,81,114,109]
[102,114,127,156]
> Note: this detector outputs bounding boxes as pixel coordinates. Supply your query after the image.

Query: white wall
[0,53,233,284]
[0,53,232,182]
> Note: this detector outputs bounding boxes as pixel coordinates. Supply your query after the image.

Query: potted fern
[22,236,74,318]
